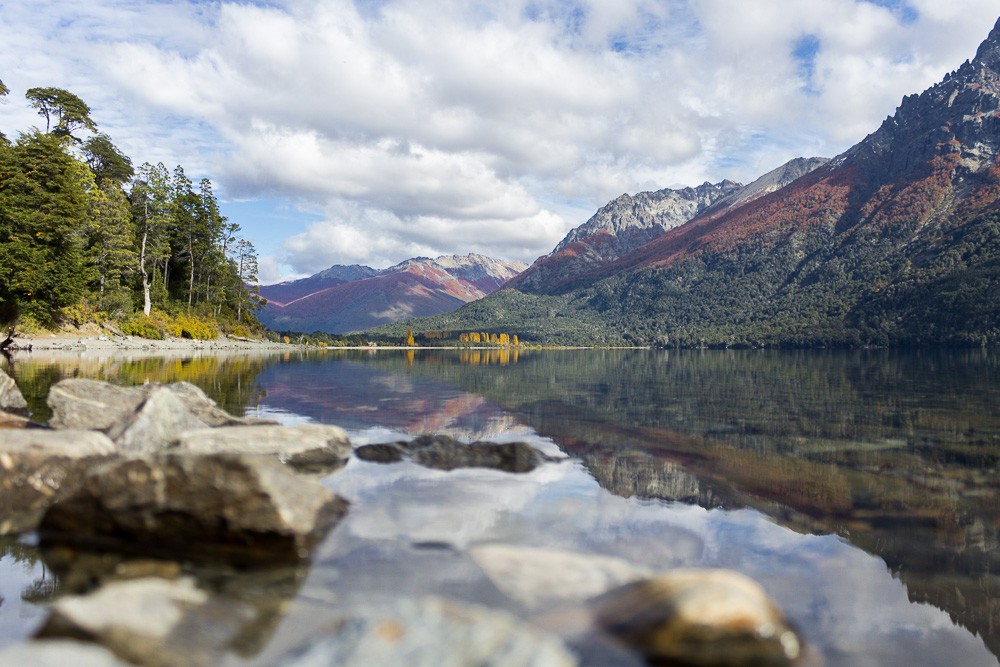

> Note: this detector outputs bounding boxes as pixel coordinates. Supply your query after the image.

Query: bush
[174,312,219,340]
[120,313,166,340]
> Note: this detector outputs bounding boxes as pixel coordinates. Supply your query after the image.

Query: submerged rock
[470,544,652,611]
[39,453,349,566]
[270,597,578,667]
[36,576,255,667]
[0,430,117,534]
[591,569,801,667]
[356,434,551,473]
[172,423,351,473]
[0,640,128,667]
[0,366,28,415]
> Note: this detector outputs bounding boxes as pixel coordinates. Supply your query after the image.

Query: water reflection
[2,348,998,666]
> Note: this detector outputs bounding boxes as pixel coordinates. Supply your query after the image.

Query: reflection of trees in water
[3,353,279,423]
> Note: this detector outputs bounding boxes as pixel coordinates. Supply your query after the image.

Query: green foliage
[0,131,92,326]
[25,86,97,139]
[120,312,166,339]
[83,134,134,184]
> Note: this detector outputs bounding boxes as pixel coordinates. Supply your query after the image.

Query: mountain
[510,157,828,294]
[369,16,1000,347]
[258,254,527,334]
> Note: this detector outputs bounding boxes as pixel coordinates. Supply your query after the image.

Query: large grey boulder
[355,434,551,473]
[0,366,28,415]
[591,569,802,667]
[0,429,117,534]
[172,424,351,473]
[39,453,349,566]
[48,379,268,431]
[270,597,578,667]
[36,576,254,667]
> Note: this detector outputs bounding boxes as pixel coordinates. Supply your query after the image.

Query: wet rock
[357,434,551,472]
[0,410,30,428]
[47,379,269,435]
[354,442,407,464]
[0,366,28,415]
[0,639,128,667]
[36,576,255,667]
[39,453,349,566]
[172,424,351,473]
[0,430,117,534]
[470,544,652,611]
[591,569,802,667]
[270,597,578,667]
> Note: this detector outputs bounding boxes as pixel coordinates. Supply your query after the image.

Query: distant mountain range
[368,16,1000,347]
[258,254,527,333]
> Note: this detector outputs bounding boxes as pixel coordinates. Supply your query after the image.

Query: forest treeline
[0,80,263,338]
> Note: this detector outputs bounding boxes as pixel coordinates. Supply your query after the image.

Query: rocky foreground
[0,368,805,666]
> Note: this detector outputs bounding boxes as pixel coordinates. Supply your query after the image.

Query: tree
[130,162,172,316]
[0,131,91,325]
[0,78,8,97]
[405,327,416,346]
[25,87,97,140]
[233,238,262,322]
[83,134,134,184]
[86,179,136,312]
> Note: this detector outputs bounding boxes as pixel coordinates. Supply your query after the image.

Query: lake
[2,347,999,666]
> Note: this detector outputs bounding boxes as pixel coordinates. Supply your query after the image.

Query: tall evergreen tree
[0,131,92,325]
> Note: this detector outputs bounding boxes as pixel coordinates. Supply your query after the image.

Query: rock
[0,430,117,534]
[470,544,652,611]
[358,434,551,472]
[269,597,577,667]
[47,379,270,435]
[36,576,255,667]
[172,424,351,473]
[0,640,129,667]
[354,442,407,464]
[39,453,349,566]
[110,387,210,454]
[591,569,802,667]
[0,410,30,428]
[0,366,28,415]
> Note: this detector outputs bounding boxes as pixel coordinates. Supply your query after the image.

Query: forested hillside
[0,81,263,339]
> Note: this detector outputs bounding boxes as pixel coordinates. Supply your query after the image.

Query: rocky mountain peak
[973,16,1000,69]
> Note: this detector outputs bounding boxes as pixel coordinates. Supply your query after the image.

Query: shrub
[120,314,166,340]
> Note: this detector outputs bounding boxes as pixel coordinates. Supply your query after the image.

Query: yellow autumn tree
[405,327,416,346]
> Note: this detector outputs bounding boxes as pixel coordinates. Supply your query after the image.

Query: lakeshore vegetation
[0,80,264,339]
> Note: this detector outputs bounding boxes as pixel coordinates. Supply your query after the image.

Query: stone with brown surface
[0,429,117,534]
[39,452,349,566]
[591,569,801,667]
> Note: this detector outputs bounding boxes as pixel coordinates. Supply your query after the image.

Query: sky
[1,0,997,283]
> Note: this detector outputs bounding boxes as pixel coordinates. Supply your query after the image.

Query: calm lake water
[2,348,999,666]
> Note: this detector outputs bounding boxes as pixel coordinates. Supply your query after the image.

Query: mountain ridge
[367,16,1000,347]
[258,253,526,333]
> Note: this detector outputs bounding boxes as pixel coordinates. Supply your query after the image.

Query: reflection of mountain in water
[359,348,1000,659]
[255,353,530,442]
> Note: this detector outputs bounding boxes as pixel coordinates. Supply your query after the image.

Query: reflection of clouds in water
[321,458,998,667]
[248,405,317,425]
[0,557,48,643]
